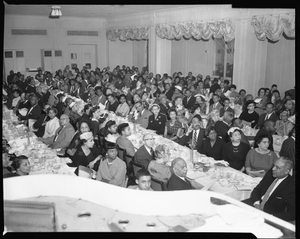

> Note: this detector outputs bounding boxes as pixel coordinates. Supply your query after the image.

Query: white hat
[79,131,93,141]
[174,85,182,92]
[254,98,262,103]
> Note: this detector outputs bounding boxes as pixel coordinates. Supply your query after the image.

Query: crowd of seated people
[3,66,295,221]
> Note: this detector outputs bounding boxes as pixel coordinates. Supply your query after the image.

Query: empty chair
[151,177,167,191]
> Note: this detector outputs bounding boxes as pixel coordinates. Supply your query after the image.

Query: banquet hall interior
[3,4,295,235]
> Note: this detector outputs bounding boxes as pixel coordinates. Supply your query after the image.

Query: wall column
[155,36,172,76]
[233,18,267,96]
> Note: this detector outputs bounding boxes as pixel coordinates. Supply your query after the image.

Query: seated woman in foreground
[245,133,278,178]
[68,131,102,174]
[96,142,127,187]
[200,125,225,161]
[148,144,172,183]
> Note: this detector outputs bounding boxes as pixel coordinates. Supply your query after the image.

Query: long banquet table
[3,105,284,201]
[108,113,263,201]
[3,106,76,176]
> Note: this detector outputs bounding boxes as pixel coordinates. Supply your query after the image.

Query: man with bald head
[133,133,155,169]
[242,156,295,222]
[42,114,75,154]
[167,157,202,191]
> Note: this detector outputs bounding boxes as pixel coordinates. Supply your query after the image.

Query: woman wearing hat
[96,142,127,187]
[69,131,102,175]
[239,100,259,128]
[171,85,184,102]
[147,104,167,136]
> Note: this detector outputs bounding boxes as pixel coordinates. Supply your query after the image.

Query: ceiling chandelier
[49,6,62,19]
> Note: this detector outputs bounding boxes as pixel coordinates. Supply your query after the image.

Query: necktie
[53,126,64,142]
[260,178,279,210]
[193,130,198,147]
[150,148,154,158]
[265,113,270,121]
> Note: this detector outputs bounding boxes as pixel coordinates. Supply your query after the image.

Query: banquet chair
[78,165,93,179]
[150,177,167,191]
[122,175,129,188]
[130,160,145,179]
[116,145,126,162]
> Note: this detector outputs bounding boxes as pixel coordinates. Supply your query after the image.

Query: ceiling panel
[4,4,196,18]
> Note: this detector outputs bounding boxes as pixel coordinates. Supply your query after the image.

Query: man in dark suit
[183,89,196,110]
[18,95,41,129]
[178,115,205,153]
[209,78,221,94]
[214,111,234,143]
[42,114,75,155]
[167,157,194,191]
[128,101,152,129]
[32,104,50,138]
[242,156,295,222]
[219,97,235,117]
[279,127,295,165]
[167,157,205,191]
[256,102,279,129]
[133,133,155,169]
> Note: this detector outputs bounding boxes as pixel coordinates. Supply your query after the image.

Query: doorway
[68,44,97,70]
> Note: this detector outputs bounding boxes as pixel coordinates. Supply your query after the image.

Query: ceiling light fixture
[49,6,62,19]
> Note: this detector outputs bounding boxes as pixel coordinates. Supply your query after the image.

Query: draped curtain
[106,26,149,41]
[251,13,295,42]
[155,19,235,42]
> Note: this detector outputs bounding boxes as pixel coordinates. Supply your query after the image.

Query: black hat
[245,100,256,107]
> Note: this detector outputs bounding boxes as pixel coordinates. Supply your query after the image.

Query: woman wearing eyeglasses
[200,126,225,161]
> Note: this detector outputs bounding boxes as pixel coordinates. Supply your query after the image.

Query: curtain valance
[251,13,295,42]
[106,26,149,41]
[155,19,235,42]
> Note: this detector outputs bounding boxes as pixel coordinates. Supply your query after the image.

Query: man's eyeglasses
[144,138,155,141]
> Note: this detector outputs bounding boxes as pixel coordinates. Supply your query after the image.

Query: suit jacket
[70,87,85,99]
[209,102,223,114]
[19,104,42,121]
[98,94,107,106]
[32,112,49,138]
[164,89,174,101]
[178,128,205,153]
[167,174,194,191]
[131,109,152,129]
[147,113,167,135]
[219,106,235,118]
[279,137,295,165]
[133,145,154,169]
[183,96,196,110]
[257,112,279,129]
[249,169,295,221]
[43,123,75,152]
[214,120,230,142]
[116,135,136,157]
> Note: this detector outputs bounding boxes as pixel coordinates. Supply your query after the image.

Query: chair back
[130,160,145,178]
[116,145,126,162]
[151,177,166,191]
[78,165,92,179]
[122,175,129,188]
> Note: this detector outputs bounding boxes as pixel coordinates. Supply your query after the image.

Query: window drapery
[251,13,295,42]
[155,19,235,42]
[106,26,149,41]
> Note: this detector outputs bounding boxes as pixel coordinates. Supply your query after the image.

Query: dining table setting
[3,106,76,176]
[115,115,262,201]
